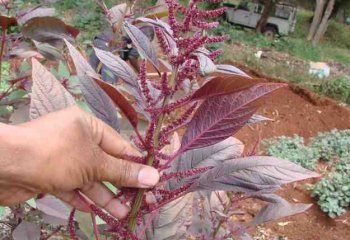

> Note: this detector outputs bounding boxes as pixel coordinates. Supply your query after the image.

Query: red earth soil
[232,65,350,240]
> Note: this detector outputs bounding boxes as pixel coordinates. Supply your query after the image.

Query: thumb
[98,153,159,188]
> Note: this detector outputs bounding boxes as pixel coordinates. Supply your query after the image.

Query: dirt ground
[233,66,350,240]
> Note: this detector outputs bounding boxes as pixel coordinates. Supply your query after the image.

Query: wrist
[0,123,36,181]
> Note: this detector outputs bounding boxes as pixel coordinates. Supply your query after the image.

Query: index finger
[96,119,141,157]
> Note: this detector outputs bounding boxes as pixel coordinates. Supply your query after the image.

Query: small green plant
[264,135,318,170]
[310,129,350,162]
[265,129,350,218]
[311,171,350,218]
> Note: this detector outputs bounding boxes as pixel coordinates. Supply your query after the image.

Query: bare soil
[233,65,350,240]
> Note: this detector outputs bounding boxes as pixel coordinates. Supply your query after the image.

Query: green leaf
[58,61,70,78]
[0,206,6,217]
[77,100,92,113]
[96,216,106,225]
[103,182,117,193]
[0,106,12,117]
[7,89,27,101]
[75,211,94,239]
[26,198,36,208]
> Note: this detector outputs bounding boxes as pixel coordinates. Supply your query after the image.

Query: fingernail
[138,167,159,187]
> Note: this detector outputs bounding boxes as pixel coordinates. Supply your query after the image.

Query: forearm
[0,124,17,179]
[0,123,30,182]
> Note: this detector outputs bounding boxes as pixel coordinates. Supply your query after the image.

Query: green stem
[0,29,7,86]
[127,67,178,233]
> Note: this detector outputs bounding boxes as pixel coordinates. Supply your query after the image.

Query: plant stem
[212,192,233,238]
[0,29,7,85]
[127,67,178,233]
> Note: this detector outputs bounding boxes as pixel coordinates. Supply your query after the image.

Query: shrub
[310,129,350,162]
[314,78,350,105]
[311,171,350,218]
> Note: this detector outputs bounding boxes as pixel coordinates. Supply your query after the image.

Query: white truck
[224,1,297,37]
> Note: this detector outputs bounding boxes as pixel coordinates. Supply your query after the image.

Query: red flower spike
[208,49,223,60]
[181,1,197,32]
[206,35,229,44]
[131,136,147,151]
[161,72,171,95]
[165,0,180,37]
[149,183,193,211]
[90,205,120,228]
[68,209,78,240]
[193,20,219,29]
[162,95,192,114]
[160,166,212,182]
[155,27,171,55]
[196,7,227,18]
[160,103,197,136]
[139,60,153,106]
[144,116,157,148]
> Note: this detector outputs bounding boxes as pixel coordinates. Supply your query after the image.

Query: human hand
[0,106,159,219]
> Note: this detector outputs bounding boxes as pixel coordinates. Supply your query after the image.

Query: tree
[256,0,276,33]
[307,0,336,45]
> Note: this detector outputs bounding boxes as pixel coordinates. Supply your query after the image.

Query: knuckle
[116,161,134,186]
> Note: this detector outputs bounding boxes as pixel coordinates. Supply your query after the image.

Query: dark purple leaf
[8,42,41,59]
[137,18,174,51]
[250,194,312,226]
[36,195,70,220]
[215,64,251,77]
[33,40,64,61]
[142,2,168,19]
[188,156,319,193]
[94,77,138,129]
[10,103,30,124]
[0,15,17,29]
[17,7,55,25]
[181,83,284,151]
[64,40,96,76]
[22,17,79,45]
[65,40,120,131]
[139,26,155,41]
[12,221,41,240]
[30,58,75,119]
[81,76,120,131]
[146,193,193,240]
[93,47,148,115]
[138,18,178,56]
[168,137,244,190]
[137,17,173,36]
[123,21,160,71]
[93,47,138,89]
[41,213,68,225]
[108,3,128,25]
[191,76,267,101]
[194,52,216,76]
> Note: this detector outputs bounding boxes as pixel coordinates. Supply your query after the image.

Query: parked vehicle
[224,1,297,37]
